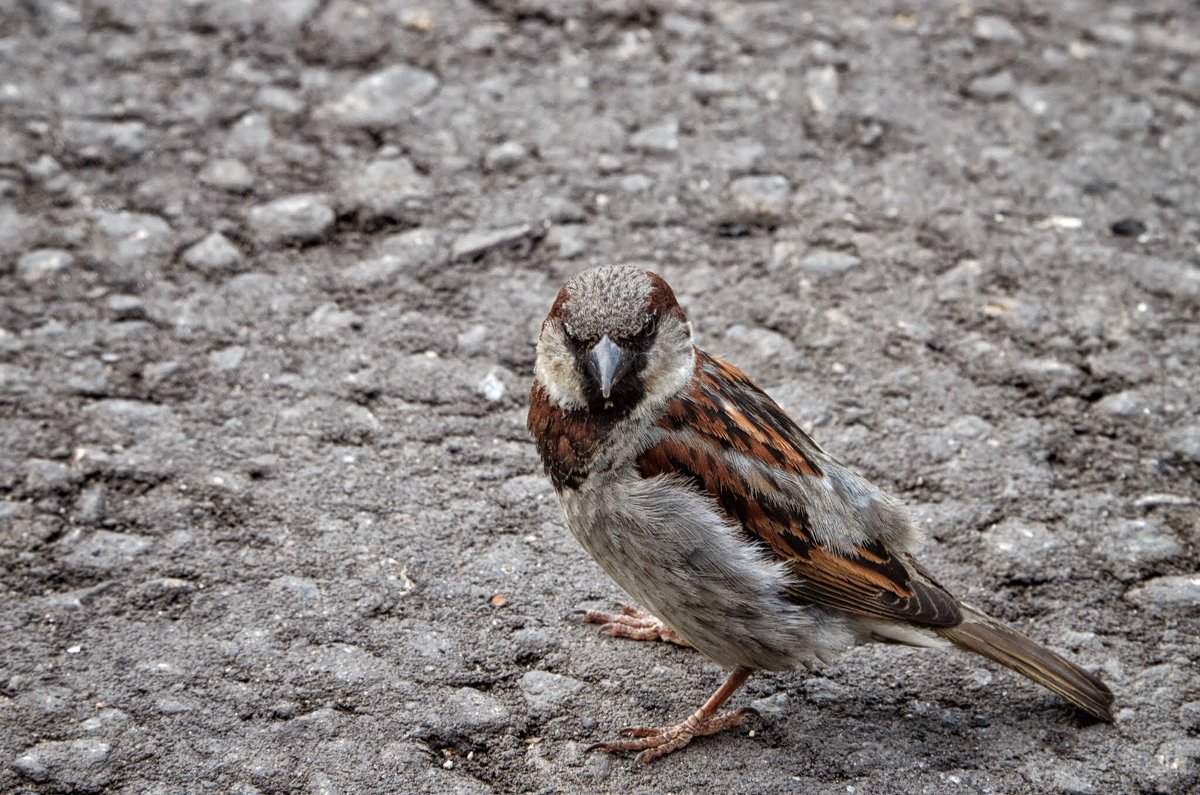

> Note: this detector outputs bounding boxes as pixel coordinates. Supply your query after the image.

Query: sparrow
[526,264,1114,763]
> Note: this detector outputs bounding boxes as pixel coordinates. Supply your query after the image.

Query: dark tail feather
[936,603,1114,722]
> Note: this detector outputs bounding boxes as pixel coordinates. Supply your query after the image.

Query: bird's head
[534,264,695,415]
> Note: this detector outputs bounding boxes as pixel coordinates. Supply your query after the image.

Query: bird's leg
[587,666,755,763]
[582,603,692,647]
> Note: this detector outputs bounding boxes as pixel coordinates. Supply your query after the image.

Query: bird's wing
[638,351,962,628]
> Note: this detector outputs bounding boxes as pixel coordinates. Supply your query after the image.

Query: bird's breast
[555,470,854,671]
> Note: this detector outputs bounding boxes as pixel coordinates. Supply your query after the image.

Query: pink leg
[582,604,692,647]
[587,667,755,763]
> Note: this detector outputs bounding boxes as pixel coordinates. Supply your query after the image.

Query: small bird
[526,264,1114,763]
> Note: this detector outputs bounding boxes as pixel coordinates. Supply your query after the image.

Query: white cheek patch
[535,326,588,410]
[638,322,695,409]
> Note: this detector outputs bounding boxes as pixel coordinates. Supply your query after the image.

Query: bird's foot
[586,708,753,763]
[582,604,691,647]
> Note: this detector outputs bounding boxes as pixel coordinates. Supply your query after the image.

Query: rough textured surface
[1,1,1198,793]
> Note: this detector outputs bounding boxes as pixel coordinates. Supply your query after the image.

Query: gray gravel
[246,194,336,248]
[182,232,246,273]
[15,249,74,284]
[2,1,1198,794]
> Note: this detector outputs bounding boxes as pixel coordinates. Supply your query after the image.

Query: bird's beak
[589,334,625,399]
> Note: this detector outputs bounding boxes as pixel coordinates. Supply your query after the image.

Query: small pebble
[798,249,862,276]
[596,153,623,174]
[519,670,585,711]
[82,398,175,436]
[13,738,113,790]
[545,225,589,259]
[224,112,273,158]
[340,256,412,287]
[338,158,432,223]
[543,196,586,224]
[973,15,1025,44]
[1133,260,1200,302]
[629,119,679,155]
[805,678,850,704]
[749,691,790,717]
[484,141,530,171]
[105,294,146,320]
[462,23,507,53]
[1109,218,1146,238]
[76,484,107,524]
[1012,357,1083,398]
[0,363,33,395]
[1155,738,1200,775]
[64,531,153,570]
[246,194,335,248]
[61,119,146,164]
[66,359,110,396]
[1180,702,1200,732]
[982,518,1064,575]
[1089,23,1137,48]
[142,360,183,390]
[967,71,1016,100]
[78,708,132,735]
[321,64,440,128]
[451,224,532,261]
[1168,423,1200,463]
[92,211,174,271]
[182,232,244,272]
[24,458,82,494]
[269,575,320,603]
[478,369,506,402]
[199,158,255,193]
[423,687,510,732]
[340,229,443,286]
[256,86,305,115]
[717,222,752,238]
[729,175,791,220]
[687,71,738,100]
[495,475,553,508]
[209,346,246,371]
[306,303,361,338]
[806,65,839,114]
[715,139,765,173]
[1100,519,1184,579]
[1093,389,1147,419]
[619,173,653,193]
[1125,574,1200,607]
[16,249,74,283]
[725,324,796,359]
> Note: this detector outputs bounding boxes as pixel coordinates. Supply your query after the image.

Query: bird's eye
[562,323,590,349]
[630,316,657,344]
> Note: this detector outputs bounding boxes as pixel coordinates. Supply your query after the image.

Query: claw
[582,667,755,763]
[581,605,692,647]
[587,709,751,763]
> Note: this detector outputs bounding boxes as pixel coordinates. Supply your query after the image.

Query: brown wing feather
[639,351,962,628]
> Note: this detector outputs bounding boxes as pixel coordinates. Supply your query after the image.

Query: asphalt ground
[1,1,1198,793]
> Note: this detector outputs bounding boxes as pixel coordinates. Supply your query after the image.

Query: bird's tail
[935,603,1114,722]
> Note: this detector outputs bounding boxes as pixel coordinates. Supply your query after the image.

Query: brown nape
[643,271,689,323]
[545,284,571,323]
